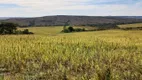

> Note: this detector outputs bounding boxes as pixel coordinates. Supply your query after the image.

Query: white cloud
[0,0,96,17]
[0,0,92,9]
[93,3,142,16]
[0,0,95,14]
[0,0,142,17]
[95,4,128,11]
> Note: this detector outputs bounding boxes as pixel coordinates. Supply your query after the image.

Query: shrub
[23,29,29,34]
[23,29,33,34]
[74,28,86,32]
[82,28,86,31]
[15,30,23,34]
[121,27,142,30]
[68,26,74,32]
[62,27,86,33]
[61,29,70,33]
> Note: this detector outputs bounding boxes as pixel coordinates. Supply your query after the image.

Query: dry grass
[0,27,142,80]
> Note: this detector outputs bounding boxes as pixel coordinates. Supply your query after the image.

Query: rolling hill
[0,17,11,20]
[1,15,142,27]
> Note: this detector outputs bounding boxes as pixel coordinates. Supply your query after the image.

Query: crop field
[0,26,142,80]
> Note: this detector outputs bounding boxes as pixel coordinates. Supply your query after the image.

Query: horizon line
[1,15,142,18]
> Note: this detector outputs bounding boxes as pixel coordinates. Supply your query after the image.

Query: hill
[1,15,142,27]
[0,17,11,20]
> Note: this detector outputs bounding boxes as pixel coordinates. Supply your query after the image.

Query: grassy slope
[19,26,63,35]
[0,26,142,80]
[118,23,142,28]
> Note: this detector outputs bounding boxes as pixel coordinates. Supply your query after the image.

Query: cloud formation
[0,0,142,17]
[0,0,93,10]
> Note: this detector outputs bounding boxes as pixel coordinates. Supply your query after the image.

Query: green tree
[63,20,70,30]
[68,26,74,32]
[0,22,18,34]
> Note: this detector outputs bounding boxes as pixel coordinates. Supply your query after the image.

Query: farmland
[0,26,142,80]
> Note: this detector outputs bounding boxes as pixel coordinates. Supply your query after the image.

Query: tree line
[0,22,33,35]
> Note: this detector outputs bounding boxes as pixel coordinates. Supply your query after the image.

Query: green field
[0,26,142,80]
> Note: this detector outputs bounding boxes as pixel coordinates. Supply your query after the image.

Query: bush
[23,29,29,34]
[23,29,33,34]
[14,29,33,34]
[15,30,23,34]
[74,28,86,32]
[121,27,142,30]
[68,26,74,32]
[61,29,70,33]
[82,28,86,31]
[61,26,86,33]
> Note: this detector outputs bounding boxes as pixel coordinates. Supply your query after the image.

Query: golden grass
[0,27,142,80]
[19,26,63,35]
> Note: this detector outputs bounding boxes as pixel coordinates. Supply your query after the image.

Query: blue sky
[0,0,142,17]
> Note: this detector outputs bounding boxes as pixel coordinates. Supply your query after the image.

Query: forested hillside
[1,16,142,27]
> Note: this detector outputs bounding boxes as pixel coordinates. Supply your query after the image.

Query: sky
[0,0,142,17]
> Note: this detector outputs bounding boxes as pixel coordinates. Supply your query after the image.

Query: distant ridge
[0,17,11,20]
[1,15,142,27]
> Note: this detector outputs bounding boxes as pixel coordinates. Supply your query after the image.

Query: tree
[63,20,70,31]
[68,26,74,32]
[0,22,18,34]
[0,22,34,35]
